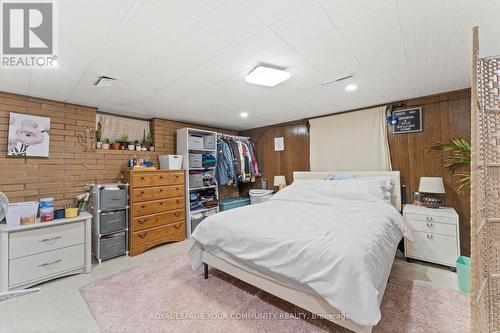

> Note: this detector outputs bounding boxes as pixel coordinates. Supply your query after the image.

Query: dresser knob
[426,216,433,222]
[138,232,148,239]
[426,222,433,228]
[426,234,434,240]
[138,219,147,224]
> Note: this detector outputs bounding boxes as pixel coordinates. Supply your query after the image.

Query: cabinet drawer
[405,213,456,225]
[9,244,84,287]
[131,210,185,232]
[168,172,184,185]
[405,231,458,266]
[167,185,184,199]
[408,219,456,236]
[9,222,84,260]
[132,198,184,217]
[131,222,184,246]
[133,173,171,187]
[132,188,154,202]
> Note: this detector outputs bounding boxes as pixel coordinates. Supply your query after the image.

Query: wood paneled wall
[240,89,471,255]
[0,91,237,209]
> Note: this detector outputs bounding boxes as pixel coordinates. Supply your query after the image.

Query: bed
[188,171,412,333]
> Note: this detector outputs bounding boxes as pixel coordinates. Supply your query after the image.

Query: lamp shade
[273,175,286,187]
[419,177,445,193]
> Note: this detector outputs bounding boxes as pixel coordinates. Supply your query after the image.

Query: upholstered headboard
[292,171,402,211]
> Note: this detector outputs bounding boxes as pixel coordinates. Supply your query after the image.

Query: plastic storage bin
[203,135,216,150]
[6,201,39,225]
[456,256,471,293]
[189,153,203,168]
[220,197,250,211]
[99,232,126,259]
[159,155,183,170]
[189,135,204,149]
[100,188,127,210]
[189,171,204,188]
[249,189,274,204]
[99,210,126,234]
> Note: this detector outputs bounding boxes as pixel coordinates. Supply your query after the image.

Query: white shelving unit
[177,128,219,237]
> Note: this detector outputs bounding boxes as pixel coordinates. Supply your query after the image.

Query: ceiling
[1,0,499,130]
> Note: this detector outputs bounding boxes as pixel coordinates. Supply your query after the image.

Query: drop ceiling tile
[66,74,122,107]
[320,0,395,28]
[239,0,314,25]
[270,1,335,46]
[0,70,31,95]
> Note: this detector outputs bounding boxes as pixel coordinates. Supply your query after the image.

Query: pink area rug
[80,255,470,333]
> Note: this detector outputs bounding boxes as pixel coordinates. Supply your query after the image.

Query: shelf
[188,148,217,152]
[189,185,217,191]
[191,207,219,214]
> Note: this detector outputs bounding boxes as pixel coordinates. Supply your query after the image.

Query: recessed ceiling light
[345,84,357,91]
[95,76,117,88]
[245,65,290,87]
[240,112,249,118]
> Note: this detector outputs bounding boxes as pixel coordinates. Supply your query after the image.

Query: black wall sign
[393,107,422,134]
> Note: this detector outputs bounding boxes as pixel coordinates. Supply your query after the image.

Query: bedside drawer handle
[138,232,148,239]
[140,177,145,180]
[38,236,62,243]
[138,219,147,224]
[38,259,62,267]
[427,234,434,240]
[426,216,433,222]
[426,222,433,228]
[175,212,181,217]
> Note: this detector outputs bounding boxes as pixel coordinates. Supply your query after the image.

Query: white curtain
[96,114,150,142]
[309,106,392,171]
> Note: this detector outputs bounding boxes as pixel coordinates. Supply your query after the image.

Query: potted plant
[426,138,471,192]
[128,141,135,150]
[118,135,128,150]
[101,138,110,149]
[135,140,141,151]
[111,140,121,150]
[95,121,102,149]
[142,130,153,151]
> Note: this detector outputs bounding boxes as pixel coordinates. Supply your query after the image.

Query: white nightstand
[403,204,460,271]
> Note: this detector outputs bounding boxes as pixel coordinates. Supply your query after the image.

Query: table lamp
[418,177,445,208]
[273,175,286,191]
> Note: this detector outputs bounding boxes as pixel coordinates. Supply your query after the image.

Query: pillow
[357,177,393,201]
[325,172,355,181]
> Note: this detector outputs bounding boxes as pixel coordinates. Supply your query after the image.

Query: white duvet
[188,179,413,326]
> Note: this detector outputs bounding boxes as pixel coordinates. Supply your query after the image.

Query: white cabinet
[0,213,92,292]
[403,204,460,269]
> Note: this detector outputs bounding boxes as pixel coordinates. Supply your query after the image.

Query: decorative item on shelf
[65,207,78,218]
[413,191,424,206]
[418,177,445,208]
[135,140,141,151]
[117,135,128,150]
[54,209,65,219]
[95,121,102,149]
[273,175,286,191]
[142,129,153,151]
[128,141,135,150]
[111,140,121,150]
[101,138,110,149]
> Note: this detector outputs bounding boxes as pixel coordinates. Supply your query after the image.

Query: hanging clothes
[215,134,260,186]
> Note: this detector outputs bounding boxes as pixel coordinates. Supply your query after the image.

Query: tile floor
[0,242,461,333]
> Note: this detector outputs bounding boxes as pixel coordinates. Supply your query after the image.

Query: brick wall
[0,91,238,209]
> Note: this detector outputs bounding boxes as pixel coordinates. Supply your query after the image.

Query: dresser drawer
[9,244,84,287]
[9,222,84,260]
[167,185,184,199]
[133,173,171,187]
[131,222,184,246]
[132,186,176,202]
[405,231,458,266]
[132,188,154,202]
[168,172,184,185]
[131,210,185,232]
[407,219,457,236]
[405,213,456,225]
[132,198,184,217]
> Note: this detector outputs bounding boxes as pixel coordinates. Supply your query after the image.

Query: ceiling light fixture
[345,84,357,91]
[95,76,117,88]
[240,112,249,118]
[245,65,290,87]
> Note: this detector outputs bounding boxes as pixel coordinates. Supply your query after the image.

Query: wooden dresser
[122,170,185,256]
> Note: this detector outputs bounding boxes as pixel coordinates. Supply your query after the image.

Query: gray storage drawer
[100,210,126,235]
[100,188,127,210]
[100,232,126,259]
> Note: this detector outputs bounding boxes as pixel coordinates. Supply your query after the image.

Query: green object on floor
[456,256,471,294]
